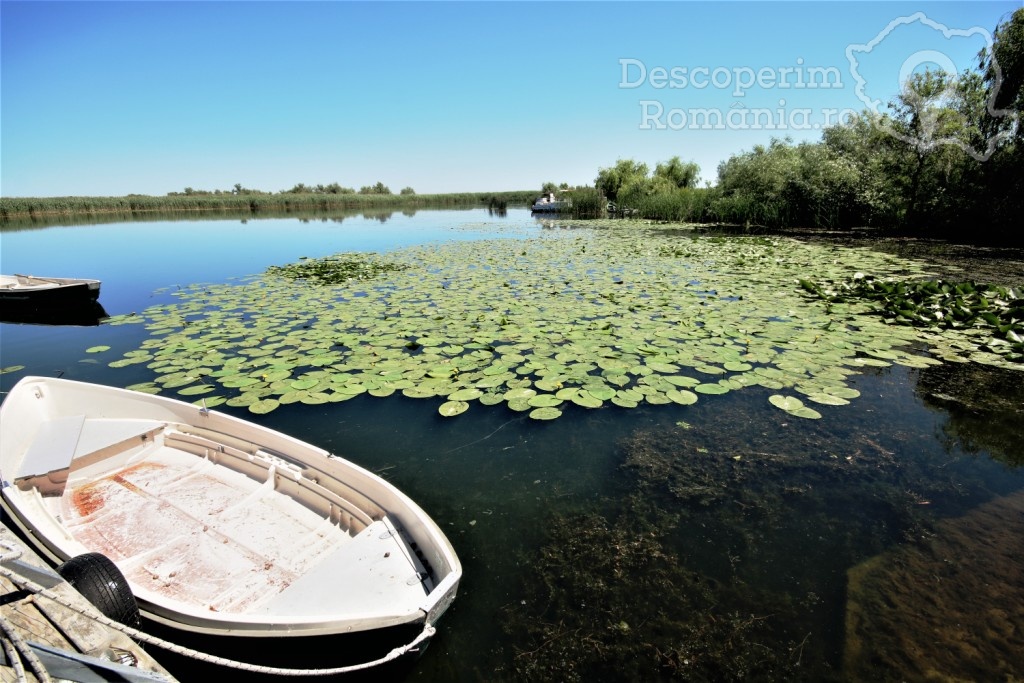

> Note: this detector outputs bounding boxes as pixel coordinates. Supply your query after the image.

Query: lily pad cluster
[800,275,1024,366]
[265,253,408,285]
[100,227,994,419]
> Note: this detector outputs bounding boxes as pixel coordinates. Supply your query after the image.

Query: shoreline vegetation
[0,189,535,220]
[566,8,1022,246]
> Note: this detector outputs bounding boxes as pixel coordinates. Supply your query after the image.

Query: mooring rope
[0,612,52,683]
[0,546,53,683]
[0,541,435,676]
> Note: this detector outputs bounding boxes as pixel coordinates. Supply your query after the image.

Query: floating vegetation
[0,365,25,375]
[100,226,1013,416]
[800,275,1024,366]
[265,253,408,285]
[768,394,822,419]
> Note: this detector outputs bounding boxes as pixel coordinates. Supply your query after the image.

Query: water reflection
[362,210,392,223]
[917,362,1024,467]
[0,300,109,326]
[2,204,430,233]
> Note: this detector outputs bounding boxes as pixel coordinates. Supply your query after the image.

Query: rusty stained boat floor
[53,443,427,620]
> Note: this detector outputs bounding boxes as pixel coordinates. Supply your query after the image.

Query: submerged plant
[503,505,806,682]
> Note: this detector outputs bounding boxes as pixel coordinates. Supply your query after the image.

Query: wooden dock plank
[1,522,177,682]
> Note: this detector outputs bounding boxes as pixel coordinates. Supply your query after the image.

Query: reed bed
[0,191,537,220]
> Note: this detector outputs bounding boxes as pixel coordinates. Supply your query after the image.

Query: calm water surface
[1,208,1022,682]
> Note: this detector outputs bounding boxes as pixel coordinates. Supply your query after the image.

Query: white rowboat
[0,376,461,674]
[0,275,101,305]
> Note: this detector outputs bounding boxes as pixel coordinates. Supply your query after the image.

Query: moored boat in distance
[0,274,102,306]
[530,192,567,213]
[0,376,462,677]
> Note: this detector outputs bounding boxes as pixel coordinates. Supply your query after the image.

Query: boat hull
[0,275,101,306]
[138,614,431,681]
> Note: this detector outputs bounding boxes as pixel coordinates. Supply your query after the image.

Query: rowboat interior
[10,414,436,626]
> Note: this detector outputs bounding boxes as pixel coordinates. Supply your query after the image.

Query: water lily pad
[824,386,860,399]
[769,395,803,411]
[448,388,483,401]
[789,406,822,419]
[226,394,259,407]
[806,393,849,406]
[438,400,469,417]
[475,375,509,389]
[249,398,280,414]
[328,391,358,402]
[587,386,616,401]
[504,387,537,401]
[666,389,698,405]
[852,357,891,368]
[528,394,563,408]
[163,375,204,389]
[663,375,700,388]
[533,379,563,392]
[178,384,215,396]
[694,384,729,395]
[571,393,603,409]
[221,375,262,388]
[86,346,110,353]
[529,406,562,420]
[507,398,533,412]
[279,390,309,404]
[647,362,679,373]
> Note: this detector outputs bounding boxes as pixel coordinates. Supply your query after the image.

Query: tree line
[575,9,1023,244]
[169,181,416,197]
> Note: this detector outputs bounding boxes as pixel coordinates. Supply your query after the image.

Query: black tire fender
[57,552,141,627]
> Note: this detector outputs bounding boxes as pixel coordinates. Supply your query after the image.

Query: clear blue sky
[1,1,1019,197]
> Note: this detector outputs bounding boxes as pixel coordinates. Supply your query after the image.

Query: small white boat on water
[531,192,567,213]
[0,376,462,676]
[0,274,101,305]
